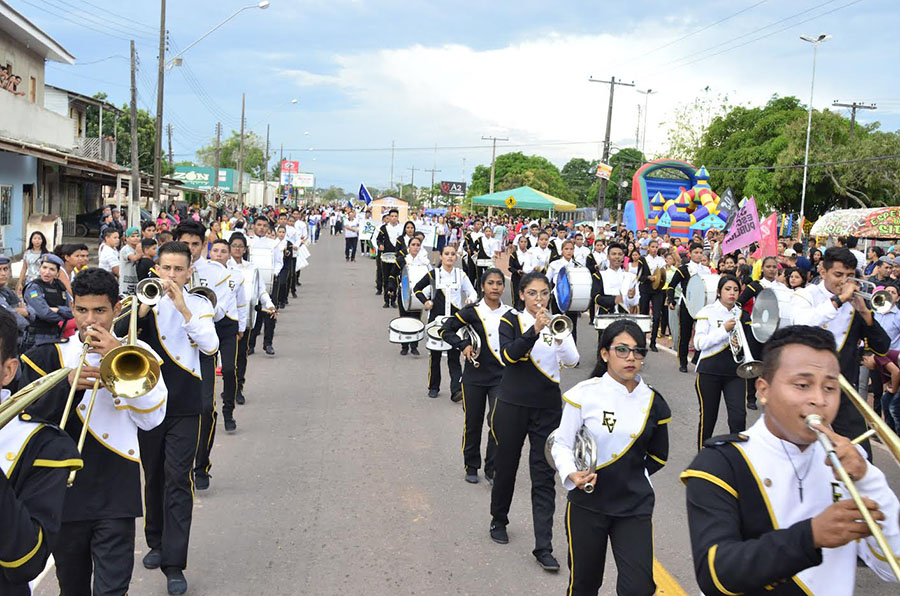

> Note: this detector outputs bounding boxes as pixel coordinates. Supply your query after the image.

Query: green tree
[84,92,173,175]
[664,87,735,163]
[560,157,599,206]
[469,152,573,201]
[196,130,266,178]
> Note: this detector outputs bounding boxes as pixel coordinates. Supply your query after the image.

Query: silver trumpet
[847,278,893,315]
[189,271,218,309]
[549,314,574,340]
[727,307,763,379]
[461,325,481,368]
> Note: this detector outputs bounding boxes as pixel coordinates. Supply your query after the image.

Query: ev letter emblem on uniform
[602,411,616,433]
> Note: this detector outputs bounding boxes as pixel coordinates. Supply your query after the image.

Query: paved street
[37,235,899,595]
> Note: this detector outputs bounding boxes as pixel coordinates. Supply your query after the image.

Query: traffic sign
[505,196,517,209]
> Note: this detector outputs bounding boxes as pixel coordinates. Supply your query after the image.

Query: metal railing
[73,137,117,162]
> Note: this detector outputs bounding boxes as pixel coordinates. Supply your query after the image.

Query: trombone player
[683,325,900,595]
[21,267,167,596]
[791,247,890,459]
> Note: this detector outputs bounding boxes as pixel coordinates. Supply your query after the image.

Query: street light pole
[636,88,656,158]
[799,34,831,239]
[166,2,270,69]
[152,0,166,216]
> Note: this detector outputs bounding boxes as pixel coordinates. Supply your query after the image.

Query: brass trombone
[0,368,72,430]
[806,404,900,581]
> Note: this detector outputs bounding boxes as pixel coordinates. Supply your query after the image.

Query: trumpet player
[21,268,167,596]
[791,247,890,459]
[489,272,579,573]
[693,275,749,450]
[439,269,510,485]
[551,319,670,596]
[0,309,81,596]
[683,325,900,595]
[119,241,218,596]
[546,239,583,345]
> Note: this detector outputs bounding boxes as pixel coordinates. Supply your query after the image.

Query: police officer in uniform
[0,256,31,348]
[0,309,81,596]
[23,254,72,350]
[22,268,168,596]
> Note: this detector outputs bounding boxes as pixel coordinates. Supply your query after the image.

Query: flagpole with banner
[721,196,762,254]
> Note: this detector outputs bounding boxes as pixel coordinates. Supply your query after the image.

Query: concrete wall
[0,89,74,149]
[0,35,44,105]
[0,151,36,255]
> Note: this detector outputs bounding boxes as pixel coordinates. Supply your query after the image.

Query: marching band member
[22,268,167,596]
[374,213,389,296]
[508,236,531,311]
[692,275,748,450]
[549,227,569,261]
[524,232,552,275]
[246,217,281,356]
[463,220,484,285]
[637,238,666,352]
[0,310,81,596]
[552,319,670,595]
[399,221,417,252]
[546,239,583,344]
[124,241,218,596]
[377,209,404,309]
[395,236,429,356]
[228,233,276,405]
[791,247,890,459]
[682,325,900,596]
[736,256,781,410]
[592,243,640,321]
[572,233,590,267]
[586,238,608,323]
[667,243,711,373]
[413,245,477,401]
[208,238,247,426]
[489,272,579,573]
[439,268,510,485]
[474,226,499,290]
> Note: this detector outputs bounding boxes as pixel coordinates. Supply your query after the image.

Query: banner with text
[721,196,761,254]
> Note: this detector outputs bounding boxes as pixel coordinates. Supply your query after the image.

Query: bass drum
[249,245,276,295]
[684,274,720,318]
[593,314,652,333]
[388,317,426,344]
[555,266,593,313]
[425,315,452,351]
[400,264,431,312]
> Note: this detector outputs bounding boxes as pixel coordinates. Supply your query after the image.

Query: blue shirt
[875,306,900,351]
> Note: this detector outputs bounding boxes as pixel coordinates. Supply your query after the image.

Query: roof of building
[45,85,125,115]
[0,1,76,64]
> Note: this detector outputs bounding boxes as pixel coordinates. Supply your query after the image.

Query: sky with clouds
[18,0,900,193]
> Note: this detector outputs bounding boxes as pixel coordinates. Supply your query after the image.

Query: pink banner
[721,197,761,254]
[752,213,779,258]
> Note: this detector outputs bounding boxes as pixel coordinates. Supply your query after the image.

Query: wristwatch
[831,296,843,309]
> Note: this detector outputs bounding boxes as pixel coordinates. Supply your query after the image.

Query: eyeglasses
[612,345,648,359]
[525,290,551,299]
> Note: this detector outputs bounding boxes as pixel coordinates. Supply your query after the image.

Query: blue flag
[346,199,353,209]
[358,184,373,205]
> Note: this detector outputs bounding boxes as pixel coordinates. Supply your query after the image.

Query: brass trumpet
[847,278,893,315]
[806,408,900,581]
[549,314,574,340]
[727,307,763,379]
[0,368,72,430]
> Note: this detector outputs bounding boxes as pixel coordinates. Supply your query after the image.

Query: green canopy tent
[470,186,576,215]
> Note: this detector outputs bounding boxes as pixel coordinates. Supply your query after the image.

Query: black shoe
[236,392,245,405]
[351,258,355,262]
[376,289,382,295]
[490,522,509,544]
[346,257,349,262]
[142,548,162,569]
[650,344,659,352]
[194,472,210,491]
[679,365,688,373]
[400,346,409,356]
[410,347,420,356]
[485,470,494,486]
[247,347,255,356]
[224,418,236,432]
[450,390,463,403]
[291,293,298,298]
[535,551,560,572]
[383,303,391,309]
[465,468,479,484]
[164,568,187,595]
[427,389,439,398]
[390,300,397,308]
[264,346,275,356]
[747,401,758,411]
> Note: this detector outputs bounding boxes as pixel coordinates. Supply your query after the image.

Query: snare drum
[400,264,430,312]
[380,252,397,264]
[425,315,452,351]
[475,258,494,268]
[555,267,593,312]
[388,317,426,344]
[593,314,652,333]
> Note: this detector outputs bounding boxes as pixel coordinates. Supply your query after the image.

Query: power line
[707,153,900,172]
[75,0,158,33]
[17,0,136,42]
[282,140,606,153]
[27,0,157,42]
[46,64,130,89]
[71,55,129,66]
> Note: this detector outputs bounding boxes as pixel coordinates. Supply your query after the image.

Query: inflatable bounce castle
[624,159,732,238]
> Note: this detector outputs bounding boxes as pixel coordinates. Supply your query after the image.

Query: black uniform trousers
[138,415,199,570]
[490,400,561,555]
[195,353,218,478]
[275,264,291,307]
[428,348,462,395]
[676,302,695,368]
[381,262,398,306]
[461,383,498,475]
[345,237,358,260]
[216,318,239,420]
[236,324,251,400]
[695,373,747,450]
[54,518,136,596]
[375,251,383,291]
[639,287,664,347]
[249,304,276,350]
[565,504,655,596]
[284,255,297,299]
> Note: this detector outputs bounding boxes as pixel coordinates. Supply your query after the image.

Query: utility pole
[390,140,395,190]
[407,166,417,201]
[152,0,166,214]
[636,88,656,157]
[166,123,173,167]
[213,122,222,190]
[635,104,641,150]
[129,40,141,228]
[236,92,245,206]
[481,136,508,194]
[589,75,635,222]
[263,123,270,205]
[425,167,442,202]
[832,100,876,136]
